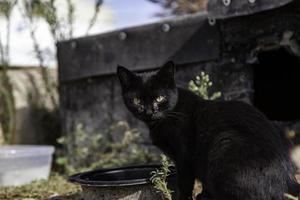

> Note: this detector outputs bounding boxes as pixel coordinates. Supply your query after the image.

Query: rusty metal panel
[207,0,294,19]
[57,13,220,82]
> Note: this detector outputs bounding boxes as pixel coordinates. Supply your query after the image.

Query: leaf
[56,157,67,165]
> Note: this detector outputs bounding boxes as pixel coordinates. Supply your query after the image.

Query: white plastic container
[0,145,54,187]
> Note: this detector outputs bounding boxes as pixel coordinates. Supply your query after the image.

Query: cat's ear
[117,66,136,91]
[159,61,175,78]
[157,61,176,87]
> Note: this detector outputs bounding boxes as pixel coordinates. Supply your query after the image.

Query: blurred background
[1,0,300,199]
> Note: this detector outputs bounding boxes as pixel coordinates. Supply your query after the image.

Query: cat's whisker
[166,111,187,120]
[165,112,186,122]
[169,111,187,116]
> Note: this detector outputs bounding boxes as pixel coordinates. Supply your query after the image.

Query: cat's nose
[145,109,153,115]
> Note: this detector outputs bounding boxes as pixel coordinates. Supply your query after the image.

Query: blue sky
[104,0,165,30]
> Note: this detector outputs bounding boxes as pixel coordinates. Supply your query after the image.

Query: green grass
[0,174,81,200]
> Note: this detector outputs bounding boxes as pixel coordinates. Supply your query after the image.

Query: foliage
[86,0,103,35]
[0,80,16,144]
[150,155,174,200]
[23,0,102,40]
[56,121,157,175]
[188,71,222,100]
[0,1,16,18]
[149,0,207,14]
[0,0,17,144]
[0,174,81,200]
[0,0,103,144]
[20,0,60,111]
[20,0,103,143]
[21,0,73,109]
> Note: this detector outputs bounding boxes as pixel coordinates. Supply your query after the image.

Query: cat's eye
[156,95,165,103]
[133,97,141,105]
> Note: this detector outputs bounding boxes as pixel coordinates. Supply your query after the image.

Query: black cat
[117,61,299,200]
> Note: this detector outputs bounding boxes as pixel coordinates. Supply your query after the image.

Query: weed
[56,121,157,175]
[150,155,174,200]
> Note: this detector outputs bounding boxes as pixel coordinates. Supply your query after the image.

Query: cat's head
[117,61,178,123]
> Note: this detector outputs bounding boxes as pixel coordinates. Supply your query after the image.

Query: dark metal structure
[57,0,300,156]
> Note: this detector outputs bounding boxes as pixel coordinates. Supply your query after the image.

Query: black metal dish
[69,165,178,200]
[69,164,176,187]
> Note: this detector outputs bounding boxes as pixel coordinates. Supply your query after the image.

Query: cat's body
[149,87,298,200]
[117,62,299,200]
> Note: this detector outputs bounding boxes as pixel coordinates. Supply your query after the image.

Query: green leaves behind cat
[188,71,221,100]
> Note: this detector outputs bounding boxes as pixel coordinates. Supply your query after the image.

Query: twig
[66,0,74,38]
[86,0,102,35]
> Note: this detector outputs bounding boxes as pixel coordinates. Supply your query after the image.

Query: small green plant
[188,71,221,100]
[57,121,157,175]
[150,155,174,200]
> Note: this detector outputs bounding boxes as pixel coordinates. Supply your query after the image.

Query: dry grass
[175,0,207,13]
[0,174,81,200]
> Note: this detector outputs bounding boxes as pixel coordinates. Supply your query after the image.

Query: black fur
[117,61,299,200]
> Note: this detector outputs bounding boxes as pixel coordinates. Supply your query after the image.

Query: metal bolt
[119,32,127,40]
[162,23,171,32]
[70,41,77,49]
[223,0,231,6]
[249,0,256,3]
[208,18,216,26]
[96,43,103,50]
